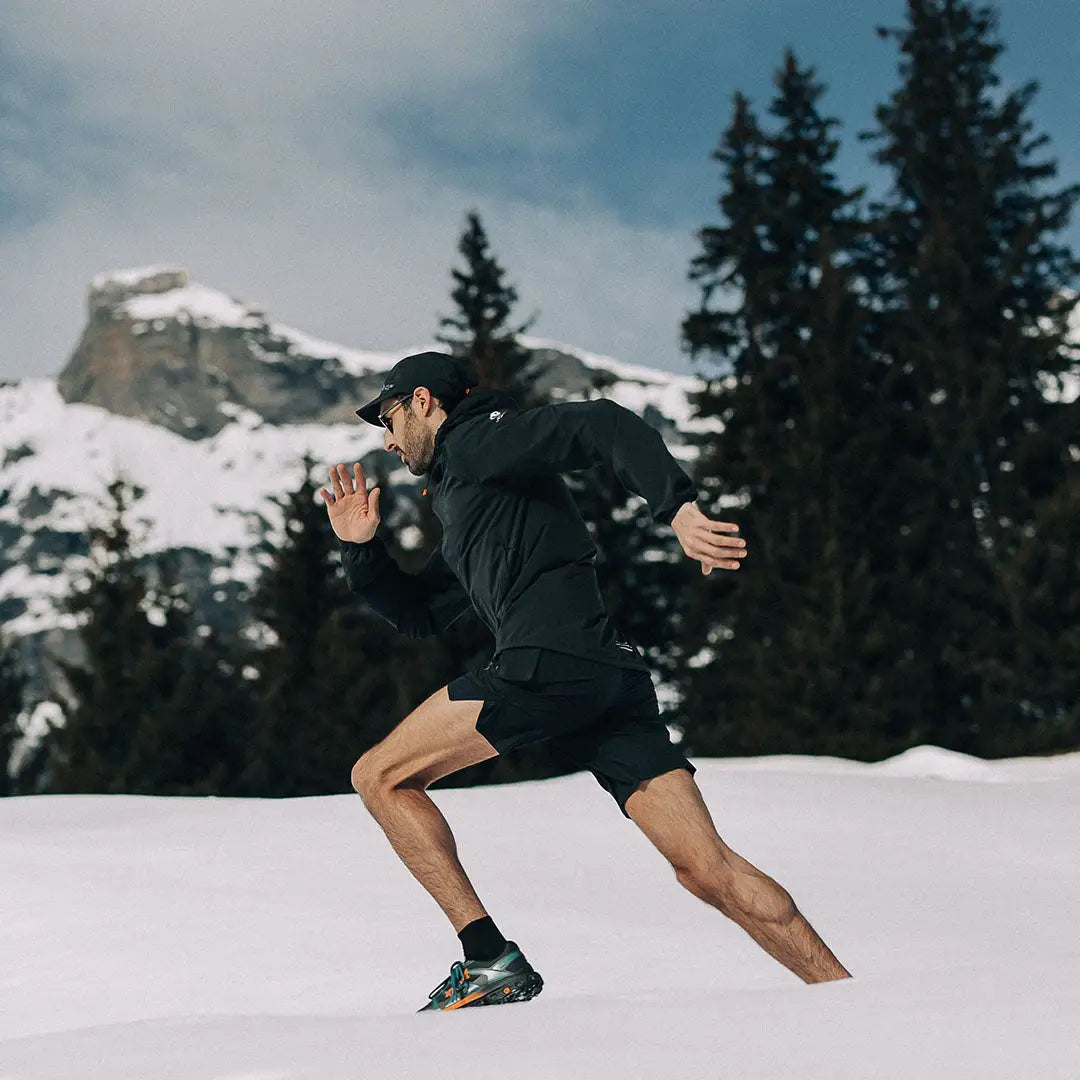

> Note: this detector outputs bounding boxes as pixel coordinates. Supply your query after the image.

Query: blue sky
[3,0,1079,380]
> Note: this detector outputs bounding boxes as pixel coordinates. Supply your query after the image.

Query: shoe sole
[419,968,545,1013]
[473,970,544,1007]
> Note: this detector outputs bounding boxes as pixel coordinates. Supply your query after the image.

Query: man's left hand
[671,502,747,576]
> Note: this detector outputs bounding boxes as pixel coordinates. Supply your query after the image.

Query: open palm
[320,462,382,543]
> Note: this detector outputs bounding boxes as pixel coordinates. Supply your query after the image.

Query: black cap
[355,351,480,427]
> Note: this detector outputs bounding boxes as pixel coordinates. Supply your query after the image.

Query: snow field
[1,747,1078,1078]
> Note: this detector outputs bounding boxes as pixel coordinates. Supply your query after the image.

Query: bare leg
[351,686,499,932]
[626,768,851,984]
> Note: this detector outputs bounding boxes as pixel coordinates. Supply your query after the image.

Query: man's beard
[406,430,435,474]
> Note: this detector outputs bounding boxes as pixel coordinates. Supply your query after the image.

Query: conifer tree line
[676,0,1079,758]
[2,0,1077,795]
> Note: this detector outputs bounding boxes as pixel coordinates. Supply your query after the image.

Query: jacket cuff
[655,492,697,527]
[339,536,389,591]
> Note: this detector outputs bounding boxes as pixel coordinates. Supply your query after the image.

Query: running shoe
[417,941,544,1012]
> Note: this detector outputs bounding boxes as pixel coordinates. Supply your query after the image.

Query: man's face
[381,390,437,475]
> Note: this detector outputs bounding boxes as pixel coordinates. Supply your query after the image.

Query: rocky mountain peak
[53,267,693,444]
[58,267,386,440]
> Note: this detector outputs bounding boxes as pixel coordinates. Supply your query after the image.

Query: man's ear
[416,387,437,416]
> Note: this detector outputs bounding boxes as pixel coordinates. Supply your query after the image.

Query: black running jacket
[339,387,698,678]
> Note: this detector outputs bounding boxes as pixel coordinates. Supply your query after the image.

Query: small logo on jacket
[489,410,506,422]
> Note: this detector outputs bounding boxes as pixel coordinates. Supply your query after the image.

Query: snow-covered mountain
[0,267,712,711]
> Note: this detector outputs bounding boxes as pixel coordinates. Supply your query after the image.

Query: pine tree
[437,210,543,407]
[121,557,251,795]
[677,53,895,757]
[1007,461,1080,752]
[682,92,771,386]
[0,635,26,796]
[242,458,338,794]
[46,480,247,793]
[48,479,158,792]
[863,0,1080,753]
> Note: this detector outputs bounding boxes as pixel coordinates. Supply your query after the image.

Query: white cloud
[0,0,700,381]
[4,0,578,123]
[1,138,699,380]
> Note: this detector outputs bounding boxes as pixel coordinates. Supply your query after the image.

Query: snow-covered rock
[59,267,400,439]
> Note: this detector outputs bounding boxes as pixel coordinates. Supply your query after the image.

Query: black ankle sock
[458,916,507,961]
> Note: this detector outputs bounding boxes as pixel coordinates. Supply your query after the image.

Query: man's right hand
[320,462,381,543]
[671,501,746,575]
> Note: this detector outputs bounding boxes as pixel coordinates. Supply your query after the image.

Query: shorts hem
[605,759,697,819]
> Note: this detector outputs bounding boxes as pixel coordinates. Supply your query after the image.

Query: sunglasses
[378,396,410,430]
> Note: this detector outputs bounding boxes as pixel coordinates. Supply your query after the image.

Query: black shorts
[447,647,696,818]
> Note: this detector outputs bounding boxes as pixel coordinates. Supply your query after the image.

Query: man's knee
[351,750,392,804]
[351,745,427,804]
[350,753,371,799]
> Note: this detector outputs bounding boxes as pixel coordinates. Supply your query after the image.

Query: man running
[322,351,851,1012]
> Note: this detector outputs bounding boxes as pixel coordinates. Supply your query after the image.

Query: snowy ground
[2,747,1078,1079]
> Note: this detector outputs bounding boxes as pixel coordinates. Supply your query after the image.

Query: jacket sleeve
[446,397,698,525]
[339,535,473,637]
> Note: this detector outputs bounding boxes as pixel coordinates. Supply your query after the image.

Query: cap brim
[355,395,390,427]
